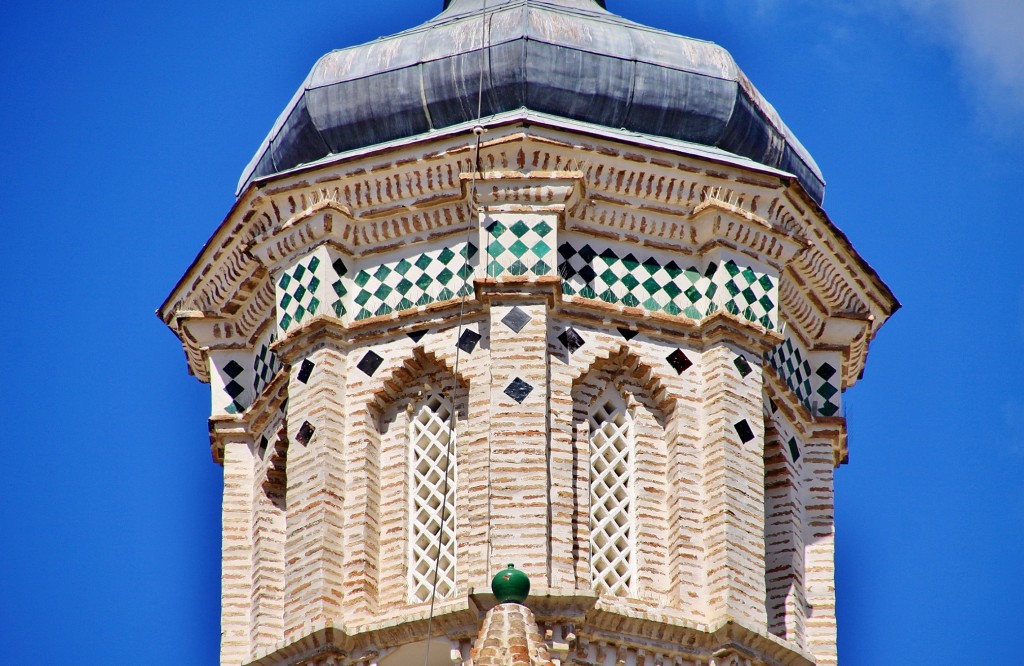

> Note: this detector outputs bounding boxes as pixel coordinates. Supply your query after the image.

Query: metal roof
[239,0,825,202]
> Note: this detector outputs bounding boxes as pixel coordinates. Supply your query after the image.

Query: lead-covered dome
[240,0,825,202]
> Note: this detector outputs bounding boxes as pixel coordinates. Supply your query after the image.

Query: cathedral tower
[159,1,897,665]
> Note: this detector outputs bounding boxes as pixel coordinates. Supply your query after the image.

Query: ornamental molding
[162,124,894,388]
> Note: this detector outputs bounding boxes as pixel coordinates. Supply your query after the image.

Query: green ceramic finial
[491,564,530,604]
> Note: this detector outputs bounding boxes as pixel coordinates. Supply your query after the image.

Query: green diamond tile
[438,247,456,265]
[395,259,413,276]
[416,273,434,290]
[415,254,433,271]
[534,220,552,237]
[642,277,662,295]
[509,220,530,238]
[621,274,640,290]
[488,239,506,257]
[532,239,551,257]
[508,240,530,258]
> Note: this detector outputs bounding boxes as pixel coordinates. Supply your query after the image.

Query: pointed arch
[364,346,470,609]
[569,346,674,600]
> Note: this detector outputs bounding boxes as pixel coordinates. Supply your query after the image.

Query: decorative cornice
[162,123,895,389]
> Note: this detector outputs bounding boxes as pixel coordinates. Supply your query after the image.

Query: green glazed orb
[491,564,530,604]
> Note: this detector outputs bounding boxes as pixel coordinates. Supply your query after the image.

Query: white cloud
[897,0,1024,127]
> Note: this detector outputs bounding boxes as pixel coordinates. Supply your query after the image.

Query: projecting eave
[162,108,802,329]
[245,108,799,195]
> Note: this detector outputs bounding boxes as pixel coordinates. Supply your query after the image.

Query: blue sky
[2,1,1022,663]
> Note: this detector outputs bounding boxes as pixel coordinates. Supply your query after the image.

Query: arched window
[408,392,458,603]
[589,389,635,596]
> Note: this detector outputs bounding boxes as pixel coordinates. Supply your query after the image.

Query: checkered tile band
[484,218,555,278]
[558,235,777,328]
[350,242,478,321]
[278,255,322,332]
[766,337,841,416]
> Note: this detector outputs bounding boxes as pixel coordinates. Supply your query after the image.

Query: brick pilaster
[700,340,767,627]
[484,299,551,583]
[283,344,347,639]
[221,439,255,665]
[804,435,838,664]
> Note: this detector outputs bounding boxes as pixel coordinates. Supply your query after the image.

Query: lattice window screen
[409,393,458,603]
[589,390,635,596]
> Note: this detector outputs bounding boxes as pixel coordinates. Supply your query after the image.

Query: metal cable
[421,4,489,666]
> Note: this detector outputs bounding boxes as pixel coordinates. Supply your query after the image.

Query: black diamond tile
[504,377,534,403]
[734,355,752,378]
[223,360,244,377]
[296,421,316,445]
[666,349,693,374]
[617,327,639,341]
[357,350,384,377]
[224,380,245,399]
[501,307,532,333]
[816,362,837,381]
[297,359,315,383]
[332,257,348,277]
[407,329,428,343]
[457,329,481,354]
[735,419,755,444]
[557,327,586,353]
[787,436,801,462]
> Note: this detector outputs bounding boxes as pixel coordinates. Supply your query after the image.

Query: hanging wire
[421,3,490,665]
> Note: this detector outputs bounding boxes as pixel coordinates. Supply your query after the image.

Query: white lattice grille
[589,391,635,596]
[409,393,458,603]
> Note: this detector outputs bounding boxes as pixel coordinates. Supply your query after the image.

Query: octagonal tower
[159,2,897,665]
